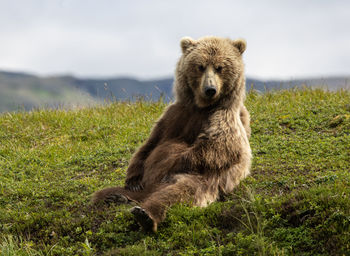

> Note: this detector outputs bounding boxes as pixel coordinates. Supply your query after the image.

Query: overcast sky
[0,0,349,80]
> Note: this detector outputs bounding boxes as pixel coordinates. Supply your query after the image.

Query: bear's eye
[215,66,223,73]
[198,65,206,72]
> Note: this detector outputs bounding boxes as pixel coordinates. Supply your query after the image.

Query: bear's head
[174,36,246,109]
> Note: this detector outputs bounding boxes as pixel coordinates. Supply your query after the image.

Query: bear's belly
[142,141,189,186]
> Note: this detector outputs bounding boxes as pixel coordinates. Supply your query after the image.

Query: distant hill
[72,76,174,101]
[246,77,350,91]
[0,70,349,112]
[0,71,97,112]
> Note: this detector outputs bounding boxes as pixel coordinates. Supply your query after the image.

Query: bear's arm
[171,108,249,174]
[240,105,251,139]
[125,115,165,191]
[172,131,242,175]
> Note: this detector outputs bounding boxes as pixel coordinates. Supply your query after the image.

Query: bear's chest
[163,109,209,145]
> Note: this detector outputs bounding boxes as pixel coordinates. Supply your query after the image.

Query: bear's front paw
[125,175,144,192]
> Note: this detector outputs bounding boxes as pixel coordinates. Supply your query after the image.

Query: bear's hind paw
[131,206,157,232]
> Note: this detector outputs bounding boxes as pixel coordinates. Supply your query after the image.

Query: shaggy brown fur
[92,36,252,232]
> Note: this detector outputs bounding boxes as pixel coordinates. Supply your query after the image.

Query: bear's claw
[125,176,144,192]
[104,193,130,205]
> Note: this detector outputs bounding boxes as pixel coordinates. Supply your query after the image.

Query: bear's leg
[131,174,218,232]
[91,186,152,206]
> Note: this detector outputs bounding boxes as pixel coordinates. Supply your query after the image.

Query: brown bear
[92,36,252,232]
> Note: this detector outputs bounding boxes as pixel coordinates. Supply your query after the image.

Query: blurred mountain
[73,76,174,101]
[0,71,97,112]
[246,77,350,91]
[0,70,349,113]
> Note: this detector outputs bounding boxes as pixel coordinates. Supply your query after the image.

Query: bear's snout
[204,86,217,98]
[201,66,221,99]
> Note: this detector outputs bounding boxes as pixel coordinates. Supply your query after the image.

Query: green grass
[0,89,349,255]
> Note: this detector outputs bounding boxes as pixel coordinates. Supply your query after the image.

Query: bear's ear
[180,37,197,54]
[231,39,246,55]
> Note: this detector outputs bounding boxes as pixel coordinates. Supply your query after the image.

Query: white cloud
[0,0,349,79]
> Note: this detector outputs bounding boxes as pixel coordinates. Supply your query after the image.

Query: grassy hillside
[0,89,349,255]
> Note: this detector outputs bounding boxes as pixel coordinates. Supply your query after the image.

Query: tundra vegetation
[0,88,349,255]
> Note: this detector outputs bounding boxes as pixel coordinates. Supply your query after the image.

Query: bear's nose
[205,87,217,98]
